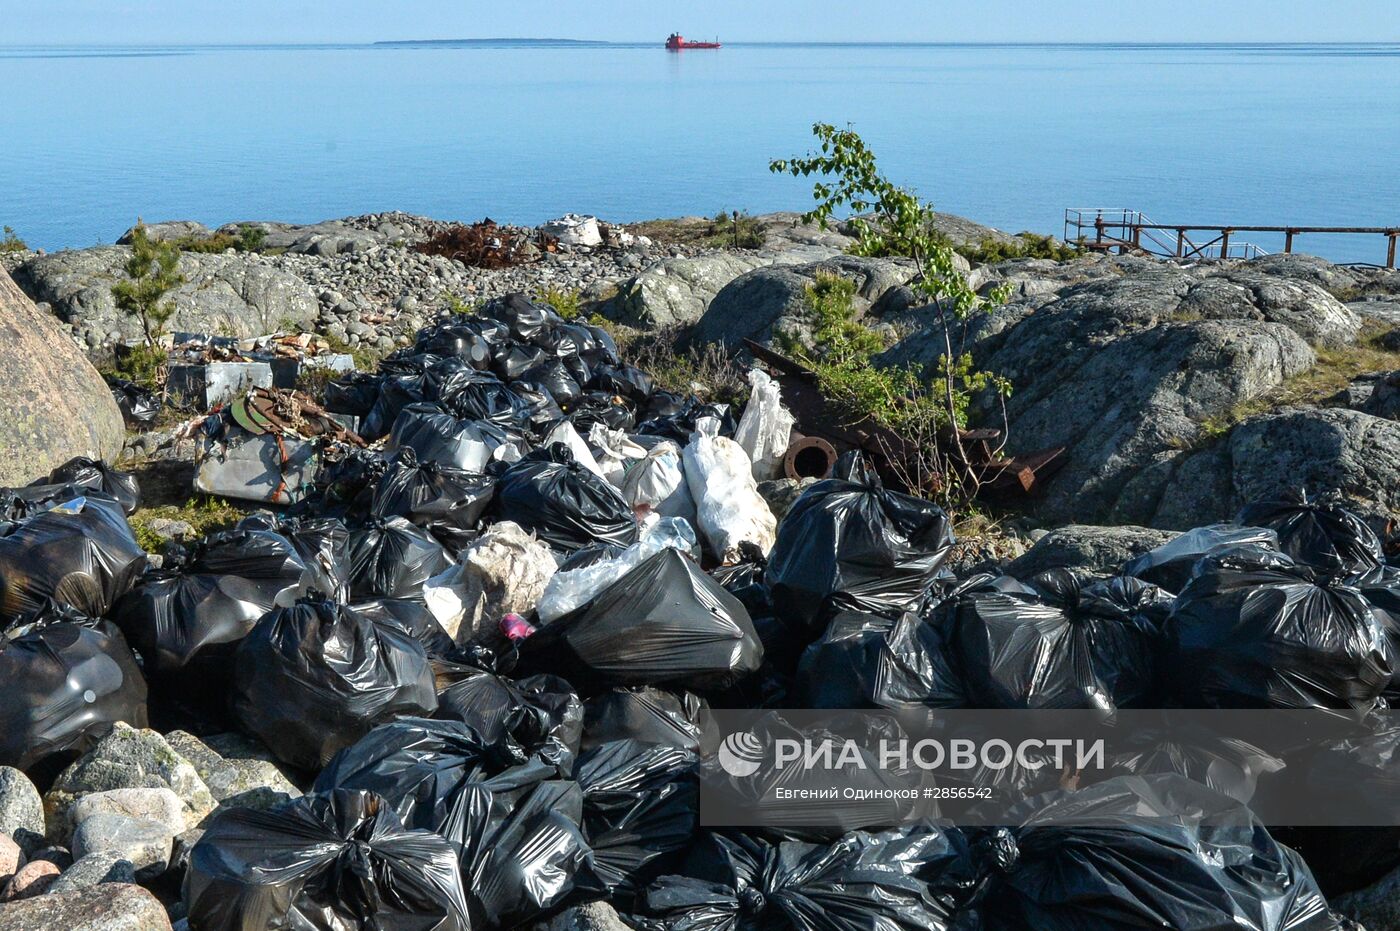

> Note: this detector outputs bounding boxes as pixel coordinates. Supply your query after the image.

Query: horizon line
[5,39,1400,48]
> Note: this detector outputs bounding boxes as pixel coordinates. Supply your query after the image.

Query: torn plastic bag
[567,391,637,434]
[184,788,470,931]
[354,597,461,661]
[733,369,795,481]
[965,774,1350,931]
[423,521,558,650]
[389,401,522,473]
[0,603,148,772]
[623,440,697,524]
[588,423,646,488]
[926,569,1167,710]
[582,688,709,753]
[322,370,382,417]
[542,420,605,478]
[0,491,146,621]
[524,546,763,692]
[313,718,605,928]
[638,398,737,444]
[371,448,495,554]
[1122,523,1279,593]
[591,363,655,404]
[766,452,953,631]
[432,360,532,428]
[434,665,582,774]
[634,826,976,931]
[27,457,142,516]
[1238,490,1384,578]
[240,514,353,603]
[491,443,638,553]
[1166,545,1392,709]
[110,526,313,677]
[232,599,438,770]
[576,739,699,896]
[106,376,160,428]
[684,417,777,564]
[537,517,699,623]
[361,371,430,441]
[348,517,455,602]
[519,359,582,407]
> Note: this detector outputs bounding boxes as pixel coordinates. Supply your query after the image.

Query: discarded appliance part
[167,362,274,411]
[194,431,319,505]
[783,434,836,481]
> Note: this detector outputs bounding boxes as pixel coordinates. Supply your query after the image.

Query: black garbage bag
[524,547,763,692]
[232,599,438,770]
[322,370,383,417]
[491,443,638,553]
[110,526,313,678]
[106,376,160,428]
[766,453,954,631]
[313,718,605,928]
[1166,545,1392,709]
[924,569,1167,711]
[184,788,470,931]
[636,398,736,444]
[493,343,551,382]
[348,517,454,602]
[1349,564,1400,697]
[434,665,582,775]
[240,514,353,602]
[1238,491,1384,578]
[795,610,956,710]
[415,320,497,368]
[567,391,637,434]
[582,688,709,753]
[354,597,460,662]
[633,826,976,931]
[482,292,557,343]
[0,490,146,621]
[590,363,655,405]
[576,739,699,896]
[556,540,627,573]
[519,360,582,407]
[0,602,148,772]
[1122,523,1279,593]
[371,448,495,554]
[26,457,142,516]
[362,371,431,441]
[1098,723,1284,807]
[304,445,389,521]
[579,322,620,367]
[511,382,566,434]
[431,359,532,428]
[390,402,521,473]
[963,774,1349,931]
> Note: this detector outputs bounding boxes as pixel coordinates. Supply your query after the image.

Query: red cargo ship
[666,33,721,50]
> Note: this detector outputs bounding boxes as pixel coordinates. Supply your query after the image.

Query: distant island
[374,38,618,47]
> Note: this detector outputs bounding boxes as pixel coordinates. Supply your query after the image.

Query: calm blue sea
[3,41,1399,262]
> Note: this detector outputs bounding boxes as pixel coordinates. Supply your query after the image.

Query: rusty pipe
[784,434,836,481]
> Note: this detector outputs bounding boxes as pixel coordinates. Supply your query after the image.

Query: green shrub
[539,286,582,319]
[112,224,184,349]
[169,224,267,254]
[704,209,764,249]
[0,226,27,253]
[957,231,1078,265]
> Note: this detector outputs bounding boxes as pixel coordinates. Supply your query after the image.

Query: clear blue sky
[6,0,1399,44]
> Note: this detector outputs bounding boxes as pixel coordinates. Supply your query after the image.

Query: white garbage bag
[543,421,605,478]
[622,440,696,524]
[683,416,777,563]
[588,423,646,488]
[423,521,558,646]
[734,368,796,481]
[536,517,699,623]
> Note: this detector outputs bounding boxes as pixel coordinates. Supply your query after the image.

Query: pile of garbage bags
[1,295,1388,930]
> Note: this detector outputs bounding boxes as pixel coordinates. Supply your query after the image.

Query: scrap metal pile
[2,291,1395,930]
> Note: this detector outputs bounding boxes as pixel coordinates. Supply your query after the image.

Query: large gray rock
[1152,407,1400,530]
[1335,861,1400,930]
[44,724,215,843]
[13,247,318,342]
[607,253,772,329]
[0,271,125,484]
[0,882,173,931]
[1006,525,1178,579]
[1233,252,1362,296]
[0,770,44,856]
[116,221,210,245]
[163,732,299,812]
[67,789,185,840]
[1183,269,1360,346]
[223,219,400,256]
[538,901,636,931]
[47,854,136,895]
[69,815,171,880]
[693,254,918,350]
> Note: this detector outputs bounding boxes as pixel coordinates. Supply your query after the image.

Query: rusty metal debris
[744,339,1064,500]
[229,386,366,447]
[414,220,558,269]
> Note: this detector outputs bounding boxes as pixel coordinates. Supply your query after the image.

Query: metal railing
[1064,208,1267,261]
